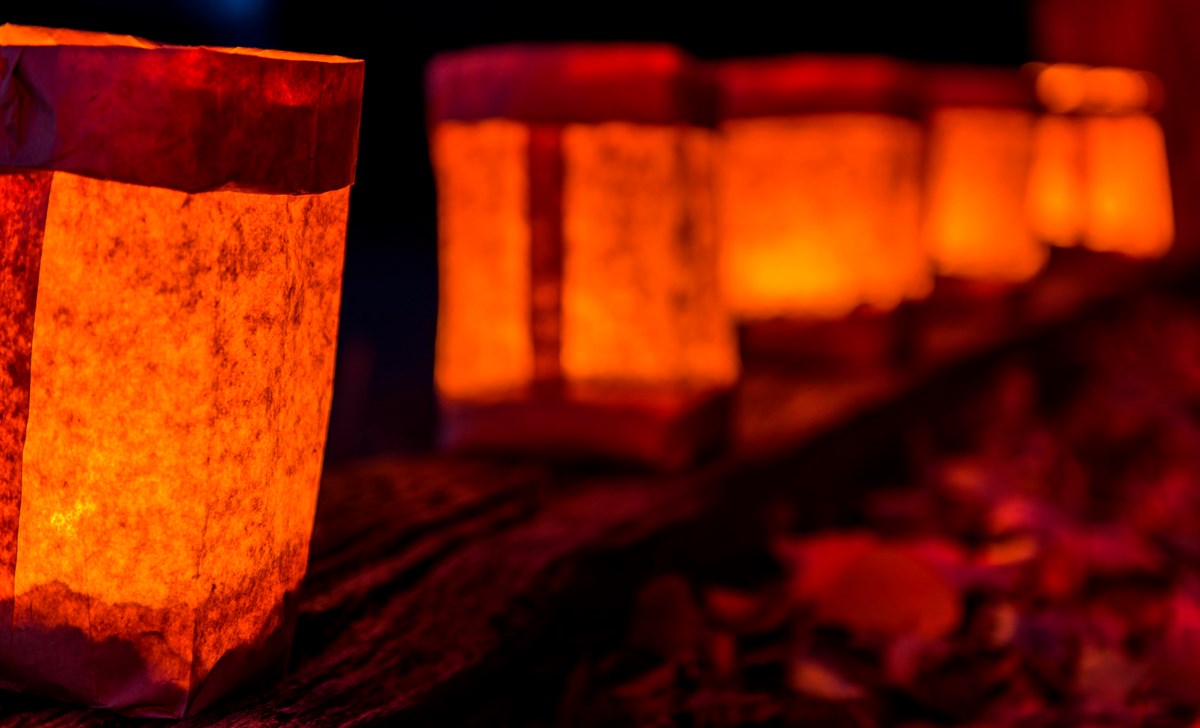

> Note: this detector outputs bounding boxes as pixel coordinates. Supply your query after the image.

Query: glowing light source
[0,25,362,717]
[428,45,738,469]
[921,67,1046,283]
[716,55,930,321]
[1027,62,1173,257]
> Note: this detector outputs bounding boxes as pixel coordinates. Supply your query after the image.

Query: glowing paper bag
[427,44,739,469]
[922,67,1046,283]
[1028,62,1173,256]
[716,55,929,321]
[0,25,362,717]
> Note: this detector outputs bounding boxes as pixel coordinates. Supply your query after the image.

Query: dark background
[5,1,1034,457]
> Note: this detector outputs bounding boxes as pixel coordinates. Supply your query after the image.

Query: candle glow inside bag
[0,25,362,718]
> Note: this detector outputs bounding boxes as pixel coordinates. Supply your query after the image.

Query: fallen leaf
[1076,644,1145,713]
[789,658,866,701]
[816,544,962,640]
[610,662,676,701]
[703,584,790,635]
[774,531,877,606]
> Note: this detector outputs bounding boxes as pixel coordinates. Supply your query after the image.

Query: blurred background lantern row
[427,44,1176,469]
[1027,62,1173,257]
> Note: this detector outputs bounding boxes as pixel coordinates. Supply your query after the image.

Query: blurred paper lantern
[0,26,362,717]
[922,67,1046,283]
[1027,62,1173,257]
[428,45,738,469]
[716,56,927,368]
[717,56,929,320]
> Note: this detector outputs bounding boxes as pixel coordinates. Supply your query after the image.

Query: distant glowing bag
[427,44,739,470]
[716,55,930,321]
[1027,62,1173,257]
[921,67,1046,284]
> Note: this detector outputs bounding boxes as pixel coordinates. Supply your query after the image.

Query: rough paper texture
[719,114,929,319]
[0,24,364,195]
[433,121,533,400]
[0,171,51,632]
[560,123,738,390]
[1,172,348,717]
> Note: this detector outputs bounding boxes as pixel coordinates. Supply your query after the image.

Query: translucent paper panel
[2,172,348,716]
[719,114,929,319]
[1029,115,1088,247]
[560,124,738,389]
[1028,62,1174,258]
[432,121,533,400]
[924,108,1046,282]
[1083,115,1173,257]
[0,172,52,628]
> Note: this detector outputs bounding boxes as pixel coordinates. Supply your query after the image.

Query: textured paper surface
[0,171,51,632]
[433,121,533,400]
[0,24,363,194]
[719,114,929,319]
[0,24,360,718]
[0,173,348,717]
[434,121,738,400]
[560,123,736,388]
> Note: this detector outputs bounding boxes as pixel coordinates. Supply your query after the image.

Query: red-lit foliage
[558,296,1200,726]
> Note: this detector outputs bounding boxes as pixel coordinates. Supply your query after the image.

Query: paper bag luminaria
[1027,62,1173,257]
[716,55,930,321]
[0,25,363,717]
[921,67,1046,283]
[427,45,739,469]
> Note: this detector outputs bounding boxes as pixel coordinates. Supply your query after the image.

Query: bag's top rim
[425,43,717,126]
[0,24,361,65]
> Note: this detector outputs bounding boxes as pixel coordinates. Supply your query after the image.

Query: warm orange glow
[433,121,533,400]
[923,107,1046,282]
[1033,62,1089,114]
[1083,114,1173,255]
[0,26,361,718]
[0,173,349,717]
[434,120,738,399]
[429,45,738,467]
[1029,114,1087,246]
[0,172,51,639]
[1027,63,1174,257]
[719,114,928,318]
[715,56,928,321]
[560,124,735,387]
[1083,66,1154,114]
